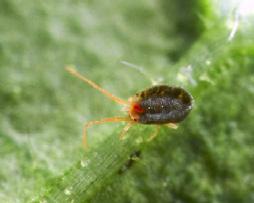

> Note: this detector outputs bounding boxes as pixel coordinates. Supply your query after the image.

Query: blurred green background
[0,0,254,202]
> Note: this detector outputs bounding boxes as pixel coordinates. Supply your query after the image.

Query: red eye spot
[133,103,144,113]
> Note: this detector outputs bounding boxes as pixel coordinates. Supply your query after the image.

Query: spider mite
[65,66,193,148]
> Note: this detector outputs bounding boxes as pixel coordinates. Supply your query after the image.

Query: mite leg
[66,66,129,106]
[165,123,178,129]
[82,117,131,149]
[119,122,135,140]
[147,126,160,142]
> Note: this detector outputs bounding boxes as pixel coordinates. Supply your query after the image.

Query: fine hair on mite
[65,65,193,149]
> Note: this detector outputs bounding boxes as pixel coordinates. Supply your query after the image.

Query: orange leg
[82,117,132,149]
[65,66,129,106]
[147,126,161,142]
[119,122,135,140]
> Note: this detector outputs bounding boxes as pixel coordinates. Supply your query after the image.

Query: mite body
[66,67,193,148]
[129,85,192,124]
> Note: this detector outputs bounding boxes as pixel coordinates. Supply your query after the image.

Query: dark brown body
[129,85,193,124]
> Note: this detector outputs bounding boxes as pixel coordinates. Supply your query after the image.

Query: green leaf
[0,0,254,202]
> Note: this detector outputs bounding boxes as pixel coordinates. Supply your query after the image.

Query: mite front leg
[82,117,131,149]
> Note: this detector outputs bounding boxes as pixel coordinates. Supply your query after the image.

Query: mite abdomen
[136,86,193,124]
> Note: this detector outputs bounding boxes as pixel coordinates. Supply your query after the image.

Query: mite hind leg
[146,123,178,142]
[82,117,131,149]
[165,123,178,129]
[147,126,161,142]
[119,122,135,140]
